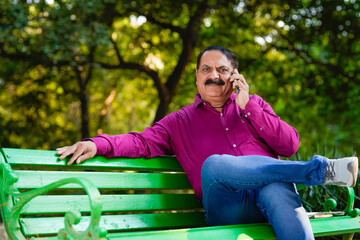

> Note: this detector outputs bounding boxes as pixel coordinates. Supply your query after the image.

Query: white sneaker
[324,157,358,187]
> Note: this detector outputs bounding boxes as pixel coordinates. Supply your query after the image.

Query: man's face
[196,50,234,103]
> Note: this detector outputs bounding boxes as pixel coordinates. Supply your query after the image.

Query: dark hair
[196,46,239,70]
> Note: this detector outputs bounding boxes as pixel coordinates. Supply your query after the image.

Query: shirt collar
[194,93,203,107]
[194,93,236,107]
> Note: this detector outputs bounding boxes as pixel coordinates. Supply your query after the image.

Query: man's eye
[201,68,209,73]
[220,69,228,73]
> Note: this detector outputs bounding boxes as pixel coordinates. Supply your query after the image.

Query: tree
[192,0,360,153]
[0,0,236,139]
[0,0,359,154]
[0,0,111,139]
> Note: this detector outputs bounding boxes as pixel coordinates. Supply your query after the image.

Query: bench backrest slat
[21,212,206,236]
[3,148,183,171]
[14,170,192,189]
[20,194,202,214]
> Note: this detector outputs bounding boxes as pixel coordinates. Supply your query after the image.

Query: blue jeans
[201,154,328,240]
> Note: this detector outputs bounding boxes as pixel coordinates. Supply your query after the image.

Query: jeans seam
[256,202,270,223]
[203,178,220,225]
[213,178,298,189]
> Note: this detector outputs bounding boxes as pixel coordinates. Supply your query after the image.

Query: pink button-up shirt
[90,93,299,201]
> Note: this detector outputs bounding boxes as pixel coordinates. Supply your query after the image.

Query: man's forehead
[201,63,230,68]
[199,50,232,67]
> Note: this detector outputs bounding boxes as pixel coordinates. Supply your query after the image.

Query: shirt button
[244,115,247,118]
[233,144,237,147]
[226,128,229,131]
[260,128,263,131]
[247,112,251,116]
[220,113,223,116]
[203,103,206,105]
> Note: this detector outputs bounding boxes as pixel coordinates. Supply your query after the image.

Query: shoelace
[325,161,336,181]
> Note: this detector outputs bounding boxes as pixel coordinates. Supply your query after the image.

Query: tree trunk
[79,86,90,138]
[153,95,172,124]
[75,66,91,139]
[152,0,209,124]
[152,40,195,124]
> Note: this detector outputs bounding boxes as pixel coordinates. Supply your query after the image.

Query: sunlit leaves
[1,0,360,158]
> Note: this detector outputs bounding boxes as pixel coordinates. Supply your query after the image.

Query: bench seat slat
[19,216,360,240]
[106,223,276,240]
[28,217,360,239]
[21,194,202,214]
[14,170,192,189]
[107,216,360,239]
[3,148,183,171]
[106,216,360,239]
[21,212,207,236]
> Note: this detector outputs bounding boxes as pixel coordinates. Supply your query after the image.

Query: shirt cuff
[240,99,261,120]
[82,135,112,156]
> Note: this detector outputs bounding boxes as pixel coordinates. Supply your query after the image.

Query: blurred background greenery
[0,0,360,218]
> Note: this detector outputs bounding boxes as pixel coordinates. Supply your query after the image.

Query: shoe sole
[348,157,359,187]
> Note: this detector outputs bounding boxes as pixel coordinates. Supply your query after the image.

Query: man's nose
[209,69,220,79]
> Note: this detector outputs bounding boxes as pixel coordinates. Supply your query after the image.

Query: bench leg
[342,233,354,240]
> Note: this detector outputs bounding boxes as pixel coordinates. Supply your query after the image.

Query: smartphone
[234,79,240,93]
[231,71,240,93]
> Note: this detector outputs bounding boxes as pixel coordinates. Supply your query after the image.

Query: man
[57,46,358,240]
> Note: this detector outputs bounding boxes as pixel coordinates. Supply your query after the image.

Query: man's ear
[195,69,198,85]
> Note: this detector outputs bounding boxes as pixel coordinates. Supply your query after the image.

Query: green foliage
[191,0,360,155]
[0,62,79,149]
[0,0,359,158]
[0,3,360,235]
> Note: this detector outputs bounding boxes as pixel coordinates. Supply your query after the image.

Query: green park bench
[1,147,360,240]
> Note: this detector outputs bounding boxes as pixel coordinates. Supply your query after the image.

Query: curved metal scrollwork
[323,187,360,217]
[1,163,107,240]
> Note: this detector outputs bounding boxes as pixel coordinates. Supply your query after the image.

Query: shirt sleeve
[240,94,299,157]
[89,116,175,159]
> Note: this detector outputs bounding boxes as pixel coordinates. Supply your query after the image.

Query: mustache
[205,79,225,86]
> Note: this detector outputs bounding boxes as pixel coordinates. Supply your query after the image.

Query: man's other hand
[56,141,97,165]
[230,69,249,110]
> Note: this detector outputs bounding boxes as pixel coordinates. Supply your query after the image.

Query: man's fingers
[56,146,68,155]
[233,79,240,90]
[233,77,247,89]
[57,141,97,165]
[236,75,248,88]
[67,147,85,165]
[230,71,244,83]
[76,151,94,164]
[238,74,246,83]
[57,143,82,161]
[58,147,76,160]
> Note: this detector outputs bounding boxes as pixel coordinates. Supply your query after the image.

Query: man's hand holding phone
[230,69,249,110]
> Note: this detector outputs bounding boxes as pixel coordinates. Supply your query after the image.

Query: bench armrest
[324,187,360,217]
[297,184,359,218]
[1,163,107,240]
